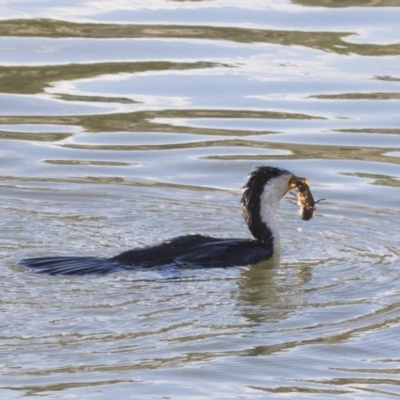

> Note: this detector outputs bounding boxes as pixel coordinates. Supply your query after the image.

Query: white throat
[259,173,292,250]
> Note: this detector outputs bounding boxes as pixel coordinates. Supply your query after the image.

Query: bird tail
[19,256,123,275]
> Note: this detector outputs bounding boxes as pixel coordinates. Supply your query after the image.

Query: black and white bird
[19,166,314,275]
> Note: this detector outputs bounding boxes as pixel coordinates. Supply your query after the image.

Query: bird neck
[248,181,281,248]
[258,183,281,249]
[241,171,290,249]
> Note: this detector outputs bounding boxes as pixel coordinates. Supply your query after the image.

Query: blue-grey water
[1,1,400,399]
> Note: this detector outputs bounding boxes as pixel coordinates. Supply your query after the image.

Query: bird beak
[286,175,309,194]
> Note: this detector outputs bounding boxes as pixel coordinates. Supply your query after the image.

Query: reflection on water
[295,0,400,7]
[0,61,216,94]
[1,0,400,398]
[3,21,400,58]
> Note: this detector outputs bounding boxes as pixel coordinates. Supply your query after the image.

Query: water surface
[1,1,400,398]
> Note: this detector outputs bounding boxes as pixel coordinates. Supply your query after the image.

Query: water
[1,0,400,398]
